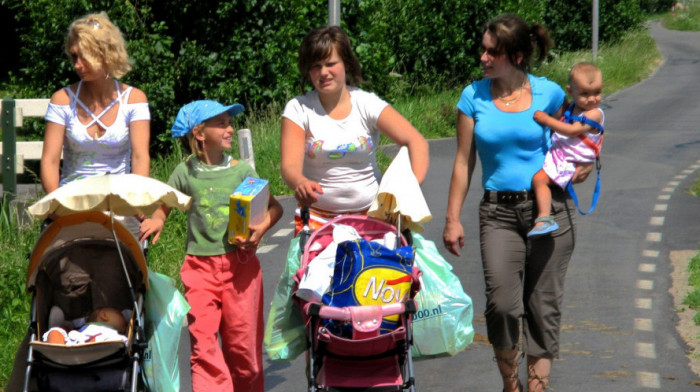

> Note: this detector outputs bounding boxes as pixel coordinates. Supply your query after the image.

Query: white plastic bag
[142,269,190,392]
[411,234,474,358]
[263,238,306,361]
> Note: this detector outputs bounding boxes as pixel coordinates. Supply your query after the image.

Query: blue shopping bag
[322,238,415,337]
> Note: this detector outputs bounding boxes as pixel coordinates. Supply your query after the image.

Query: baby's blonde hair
[65,12,132,79]
[568,62,602,87]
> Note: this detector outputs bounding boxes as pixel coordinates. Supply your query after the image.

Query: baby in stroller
[44,307,128,345]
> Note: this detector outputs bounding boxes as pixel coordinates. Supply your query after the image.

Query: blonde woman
[40,11,150,237]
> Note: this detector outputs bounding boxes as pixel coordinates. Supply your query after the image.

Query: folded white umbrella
[368,146,432,232]
[27,174,192,220]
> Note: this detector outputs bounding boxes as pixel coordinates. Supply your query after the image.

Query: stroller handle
[299,206,311,249]
[306,300,417,321]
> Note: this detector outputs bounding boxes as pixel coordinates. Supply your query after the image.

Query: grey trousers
[479,187,576,358]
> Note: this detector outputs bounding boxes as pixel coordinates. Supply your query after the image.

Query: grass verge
[0,201,41,389]
[685,251,700,325]
[684,175,700,325]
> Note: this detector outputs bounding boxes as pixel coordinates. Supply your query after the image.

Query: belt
[483,190,534,204]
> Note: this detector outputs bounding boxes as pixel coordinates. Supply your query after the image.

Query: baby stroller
[21,211,148,392]
[293,211,421,392]
[17,173,192,392]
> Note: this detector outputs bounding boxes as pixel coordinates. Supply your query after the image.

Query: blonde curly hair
[64,12,132,79]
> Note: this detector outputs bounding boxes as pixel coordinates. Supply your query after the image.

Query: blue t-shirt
[456,74,565,191]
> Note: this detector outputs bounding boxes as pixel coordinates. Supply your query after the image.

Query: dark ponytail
[484,14,554,71]
[530,23,553,64]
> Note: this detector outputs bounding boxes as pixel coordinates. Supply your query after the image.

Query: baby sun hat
[171,100,244,137]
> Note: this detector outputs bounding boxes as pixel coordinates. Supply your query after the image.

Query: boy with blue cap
[140,100,283,392]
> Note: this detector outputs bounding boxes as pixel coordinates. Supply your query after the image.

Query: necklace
[497,88,523,107]
[495,77,528,107]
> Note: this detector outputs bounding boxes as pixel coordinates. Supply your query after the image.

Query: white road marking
[649,216,664,226]
[634,318,653,331]
[273,228,294,237]
[257,244,278,254]
[635,342,656,358]
[637,280,654,290]
[636,371,660,388]
[646,232,662,242]
[635,298,652,309]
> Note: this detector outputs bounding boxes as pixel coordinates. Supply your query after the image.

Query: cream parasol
[27,174,192,219]
[368,146,432,233]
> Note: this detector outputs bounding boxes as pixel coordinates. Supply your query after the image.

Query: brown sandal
[527,364,551,392]
[494,353,523,392]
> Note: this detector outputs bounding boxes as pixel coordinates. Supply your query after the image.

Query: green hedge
[1,0,660,152]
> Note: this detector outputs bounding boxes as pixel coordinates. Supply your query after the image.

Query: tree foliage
[1,0,661,152]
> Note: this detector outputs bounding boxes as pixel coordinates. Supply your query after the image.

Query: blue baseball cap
[171,100,244,138]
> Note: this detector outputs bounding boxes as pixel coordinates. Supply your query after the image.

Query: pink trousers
[181,250,264,392]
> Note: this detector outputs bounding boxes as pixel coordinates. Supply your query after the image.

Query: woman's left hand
[571,162,594,184]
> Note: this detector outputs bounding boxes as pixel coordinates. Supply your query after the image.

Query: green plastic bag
[142,269,190,392]
[263,237,306,361]
[411,234,474,358]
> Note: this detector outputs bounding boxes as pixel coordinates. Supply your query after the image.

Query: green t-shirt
[168,155,258,256]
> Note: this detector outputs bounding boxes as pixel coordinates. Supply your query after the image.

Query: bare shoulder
[585,107,604,122]
[49,86,72,105]
[124,85,149,104]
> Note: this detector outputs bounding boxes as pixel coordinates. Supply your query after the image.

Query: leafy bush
[1,0,176,150]
[641,0,677,13]
[2,0,653,152]
[542,0,647,53]
[342,0,495,94]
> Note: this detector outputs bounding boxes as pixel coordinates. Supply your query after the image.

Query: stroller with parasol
[17,174,191,392]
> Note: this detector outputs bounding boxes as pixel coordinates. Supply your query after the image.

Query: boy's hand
[234,214,271,251]
[139,217,165,244]
[234,194,283,251]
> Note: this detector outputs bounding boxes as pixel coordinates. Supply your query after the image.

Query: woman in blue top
[442,14,592,392]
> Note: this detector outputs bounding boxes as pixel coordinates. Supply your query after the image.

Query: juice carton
[229,177,269,243]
